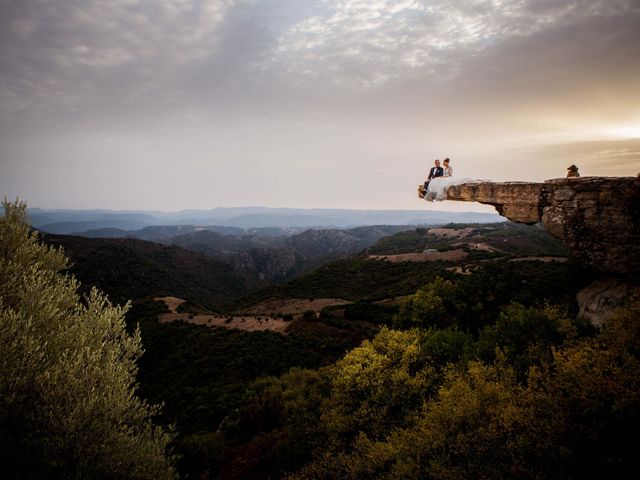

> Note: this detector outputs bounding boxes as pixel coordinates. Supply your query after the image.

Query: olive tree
[0,200,175,479]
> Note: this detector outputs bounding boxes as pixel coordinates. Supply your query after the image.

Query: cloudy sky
[1,0,639,211]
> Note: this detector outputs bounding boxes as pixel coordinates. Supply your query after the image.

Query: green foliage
[203,368,331,480]
[132,315,356,435]
[419,326,476,367]
[231,256,451,309]
[391,260,583,333]
[320,328,438,445]
[43,233,249,308]
[393,277,459,329]
[343,301,399,325]
[366,223,569,257]
[302,309,318,321]
[380,357,552,480]
[176,299,213,315]
[0,200,175,479]
[126,298,367,479]
[367,228,431,254]
[477,303,580,375]
[291,302,640,480]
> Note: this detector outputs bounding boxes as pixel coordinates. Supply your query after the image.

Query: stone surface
[446,177,640,277]
[576,277,639,326]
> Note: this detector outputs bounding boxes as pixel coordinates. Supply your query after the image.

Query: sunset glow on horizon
[1,0,639,211]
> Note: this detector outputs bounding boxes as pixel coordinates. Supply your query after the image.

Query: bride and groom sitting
[418,158,454,201]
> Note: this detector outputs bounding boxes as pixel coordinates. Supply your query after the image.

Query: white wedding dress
[425,166,476,202]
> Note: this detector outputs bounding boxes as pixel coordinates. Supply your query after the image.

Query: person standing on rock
[567,165,580,177]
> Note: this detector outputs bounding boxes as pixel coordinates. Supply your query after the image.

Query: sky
[1,0,639,212]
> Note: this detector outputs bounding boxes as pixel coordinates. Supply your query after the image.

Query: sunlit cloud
[606,125,640,139]
[1,0,639,209]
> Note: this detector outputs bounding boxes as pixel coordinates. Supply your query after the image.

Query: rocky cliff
[447,177,640,277]
[446,176,640,324]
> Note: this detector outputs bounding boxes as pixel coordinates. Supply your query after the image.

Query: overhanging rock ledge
[446,176,640,277]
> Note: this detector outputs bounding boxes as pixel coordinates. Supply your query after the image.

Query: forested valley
[2,201,639,479]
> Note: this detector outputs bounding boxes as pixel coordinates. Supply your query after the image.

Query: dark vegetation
[368,222,569,256]
[22,220,636,479]
[366,227,435,254]
[128,299,364,435]
[1,202,174,479]
[230,256,581,316]
[229,256,448,307]
[167,225,415,282]
[125,254,594,479]
[42,234,249,308]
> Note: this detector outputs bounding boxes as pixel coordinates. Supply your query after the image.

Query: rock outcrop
[446,176,640,324]
[576,277,640,326]
[447,177,640,277]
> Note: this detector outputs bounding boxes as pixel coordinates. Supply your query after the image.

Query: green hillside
[367,222,569,256]
[42,234,249,308]
[29,221,631,480]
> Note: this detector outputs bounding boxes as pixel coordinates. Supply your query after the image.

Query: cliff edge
[446,177,640,277]
[446,176,640,325]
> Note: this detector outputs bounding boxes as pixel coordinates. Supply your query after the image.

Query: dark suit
[424,166,444,190]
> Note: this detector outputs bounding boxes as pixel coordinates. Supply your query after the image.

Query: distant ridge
[28,207,503,234]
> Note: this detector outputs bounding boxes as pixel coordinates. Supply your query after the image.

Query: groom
[419,159,444,198]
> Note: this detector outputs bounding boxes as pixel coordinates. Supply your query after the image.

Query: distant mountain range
[27,207,502,234]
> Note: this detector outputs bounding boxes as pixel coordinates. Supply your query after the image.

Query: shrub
[303,310,318,321]
[0,200,175,479]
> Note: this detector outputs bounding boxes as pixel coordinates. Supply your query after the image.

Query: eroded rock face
[447,177,640,277]
[576,277,639,326]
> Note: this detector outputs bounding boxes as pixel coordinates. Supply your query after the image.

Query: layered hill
[230,222,574,311]
[168,225,414,281]
[42,234,250,308]
[29,206,501,234]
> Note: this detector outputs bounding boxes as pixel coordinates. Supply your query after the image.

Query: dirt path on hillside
[154,296,292,333]
[368,249,467,263]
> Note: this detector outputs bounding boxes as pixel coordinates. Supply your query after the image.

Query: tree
[0,200,175,479]
[477,302,578,376]
[393,277,458,329]
[320,328,438,446]
[293,304,640,480]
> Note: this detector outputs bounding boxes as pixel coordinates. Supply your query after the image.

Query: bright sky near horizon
[1,0,639,211]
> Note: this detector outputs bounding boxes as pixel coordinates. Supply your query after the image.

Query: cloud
[0,0,243,120]
[1,0,639,209]
[3,0,639,125]
[268,0,640,88]
[509,139,640,178]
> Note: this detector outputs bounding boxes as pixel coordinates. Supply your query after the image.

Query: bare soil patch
[154,296,291,333]
[368,249,468,263]
[451,241,499,252]
[156,296,186,313]
[427,227,474,239]
[245,297,352,315]
[447,266,472,275]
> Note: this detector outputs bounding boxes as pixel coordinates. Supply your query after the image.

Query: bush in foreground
[0,200,175,479]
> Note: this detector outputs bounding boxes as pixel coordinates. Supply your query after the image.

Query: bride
[424,158,474,201]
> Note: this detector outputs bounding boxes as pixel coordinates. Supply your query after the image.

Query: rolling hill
[42,234,250,308]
